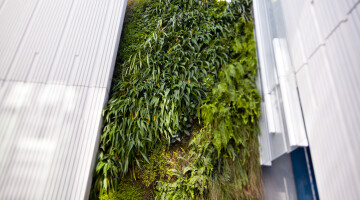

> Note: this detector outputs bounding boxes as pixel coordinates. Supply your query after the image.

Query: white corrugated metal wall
[283,0,360,199]
[254,0,308,166]
[256,0,360,199]
[0,0,127,199]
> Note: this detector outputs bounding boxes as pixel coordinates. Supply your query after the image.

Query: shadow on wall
[262,153,297,200]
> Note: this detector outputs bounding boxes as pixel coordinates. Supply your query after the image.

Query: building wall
[254,0,301,166]
[0,0,127,199]
[262,154,297,200]
[280,0,360,199]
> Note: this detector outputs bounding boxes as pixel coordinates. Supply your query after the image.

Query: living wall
[91,0,262,199]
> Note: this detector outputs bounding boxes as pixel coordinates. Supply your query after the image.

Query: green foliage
[156,128,214,200]
[93,0,262,199]
[201,20,260,156]
[155,16,262,200]
[94,0,254,192]
[99,182,145,200]
[208,137,262,200]
[136,144,168,187]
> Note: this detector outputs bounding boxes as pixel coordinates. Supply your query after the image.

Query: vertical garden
[91,0,262,199]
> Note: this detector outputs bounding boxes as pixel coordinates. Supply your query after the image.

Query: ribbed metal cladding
[0,0,127,199]
[281,0,360,199]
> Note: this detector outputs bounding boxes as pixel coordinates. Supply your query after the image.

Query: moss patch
[99,182,145,200]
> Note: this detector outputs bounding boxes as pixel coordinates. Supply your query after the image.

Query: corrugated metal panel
[292,1,360,199]
[297,46,360,199]
[258,103,272,165]
[272,39,308,147]
[254,0,284,165]
[253,0,303,166]
[0,0,127,199]
[283,1,308,69]
[282,1,324,61]
[255,0,360,198]
[311,0,347,39]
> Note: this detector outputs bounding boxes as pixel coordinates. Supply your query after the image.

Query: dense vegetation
[91,0,262,199]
